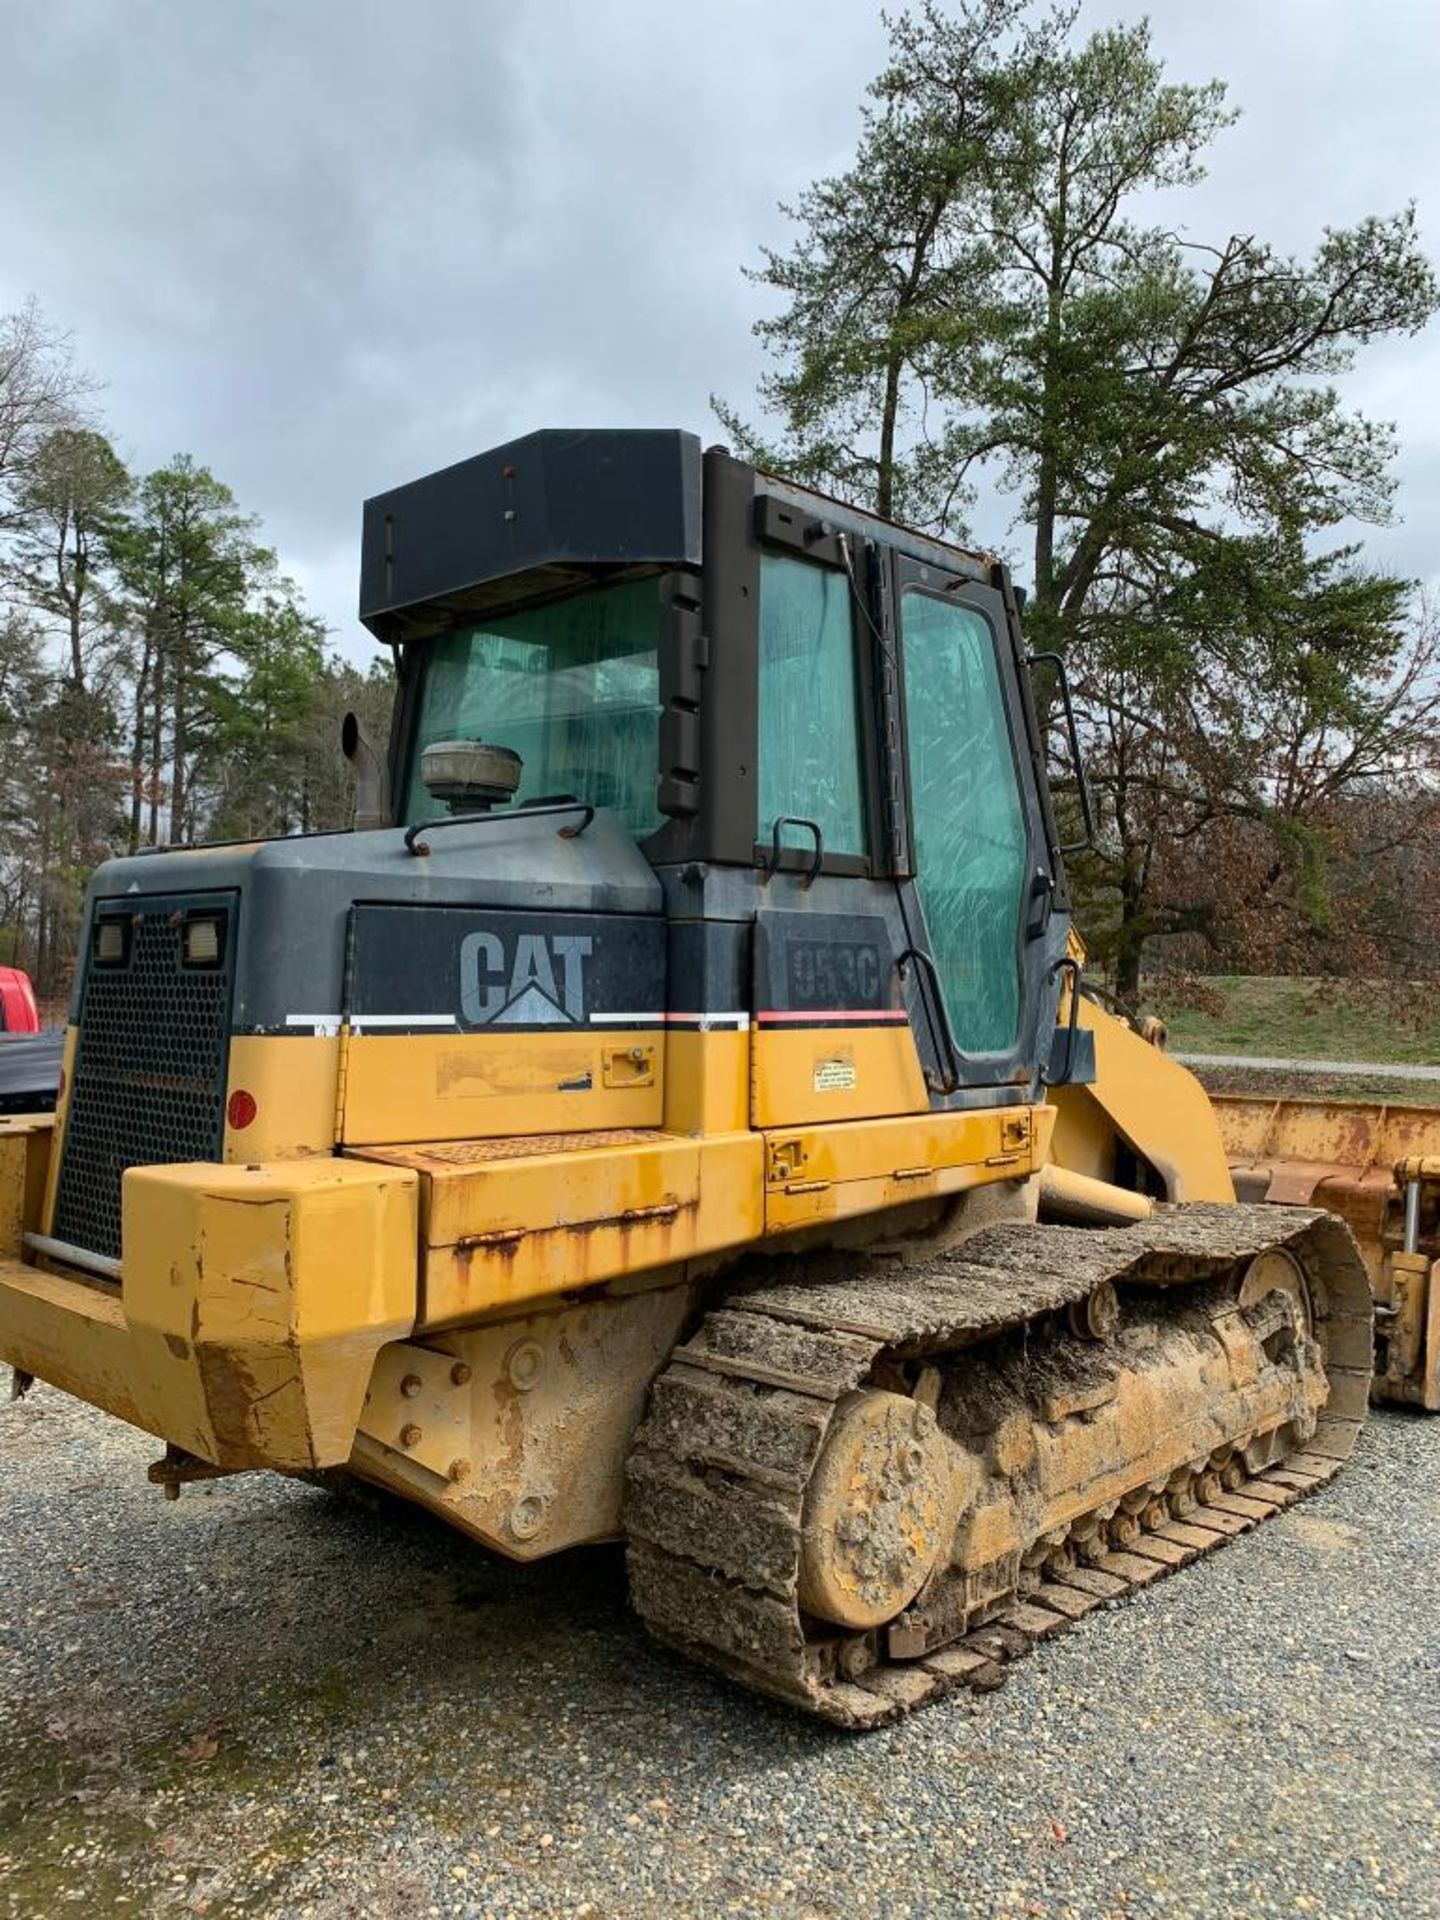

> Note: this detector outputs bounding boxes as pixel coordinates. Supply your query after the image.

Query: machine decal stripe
[756,1010,909,1025]
[351,1013,458,1031]
[345,1019,668,1037]
[592,1011,751,1030]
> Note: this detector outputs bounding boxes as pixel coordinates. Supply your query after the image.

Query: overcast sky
[3,0,1437,659]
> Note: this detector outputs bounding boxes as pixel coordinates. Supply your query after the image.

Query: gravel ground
[1,1387,1436,1920]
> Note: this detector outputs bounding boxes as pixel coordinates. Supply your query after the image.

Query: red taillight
[227,1089,257,1130]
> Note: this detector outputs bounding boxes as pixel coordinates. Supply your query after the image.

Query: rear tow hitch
[147,1444,239,1502]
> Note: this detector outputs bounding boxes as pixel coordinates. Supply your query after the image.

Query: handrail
[404,801,595,857]
[760,815,825,888]
[894,946,962,1095]
[1042,954,1084,1087]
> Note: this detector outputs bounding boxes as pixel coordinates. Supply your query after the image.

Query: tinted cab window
[902,591,1028,1053]
[756,553,866,857]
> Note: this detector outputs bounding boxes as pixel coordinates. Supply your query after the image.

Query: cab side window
[756,553,866,858]
[902,590,1028,1053]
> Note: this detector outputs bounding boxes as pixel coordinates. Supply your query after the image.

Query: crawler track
[624,1203,1371,1728]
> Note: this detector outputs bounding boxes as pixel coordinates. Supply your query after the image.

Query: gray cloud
[2,0,1436,657]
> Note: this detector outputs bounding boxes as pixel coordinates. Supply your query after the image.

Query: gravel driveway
[1,1385,1436,1919]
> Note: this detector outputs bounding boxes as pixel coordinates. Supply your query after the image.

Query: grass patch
[0,1696,339,1918]
[1191,1064,1440,1104]
[1148,976,1440,1065]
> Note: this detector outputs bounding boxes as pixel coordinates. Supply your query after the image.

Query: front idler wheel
[797,1390,971,1631]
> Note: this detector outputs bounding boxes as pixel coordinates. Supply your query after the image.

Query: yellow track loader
[0,431,1378,1726]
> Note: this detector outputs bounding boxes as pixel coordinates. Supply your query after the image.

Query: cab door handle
[1026,867,1056,940]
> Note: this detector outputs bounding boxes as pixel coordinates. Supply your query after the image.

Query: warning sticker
[813,1056,857,1092]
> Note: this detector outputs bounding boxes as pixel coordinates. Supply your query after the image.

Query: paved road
[1179,1052,1440,1082]
[2,1386,1437,1918]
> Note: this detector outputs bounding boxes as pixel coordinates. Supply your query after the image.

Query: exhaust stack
[342,712,390,831]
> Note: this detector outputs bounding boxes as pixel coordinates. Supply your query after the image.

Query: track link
[624,1203,1371,1728]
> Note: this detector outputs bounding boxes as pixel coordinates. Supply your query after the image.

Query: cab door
[894,560,1060,1097]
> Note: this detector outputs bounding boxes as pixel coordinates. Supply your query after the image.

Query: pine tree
[723,2,1440,997]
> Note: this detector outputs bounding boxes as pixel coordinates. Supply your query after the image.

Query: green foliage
[726,1,1440,996]
[203,586,328,839]
[0,302,394,996]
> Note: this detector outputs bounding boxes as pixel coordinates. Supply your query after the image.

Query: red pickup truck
[0,965,57,1115]
[0,966,39,1035]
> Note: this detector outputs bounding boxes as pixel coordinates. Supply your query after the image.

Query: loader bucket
[1212,1092,1440,1410]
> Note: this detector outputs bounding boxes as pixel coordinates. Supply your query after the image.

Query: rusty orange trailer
[1212,1093,1440,1410]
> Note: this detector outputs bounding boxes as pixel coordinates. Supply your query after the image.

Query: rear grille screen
[52,891,238,1262]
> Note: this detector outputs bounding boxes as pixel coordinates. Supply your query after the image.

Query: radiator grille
[52,892,238,1262]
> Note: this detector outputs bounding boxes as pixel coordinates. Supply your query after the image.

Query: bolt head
[508,1493,546,1541]
[839,1638,873,1680]
[506,1340,544,1392]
